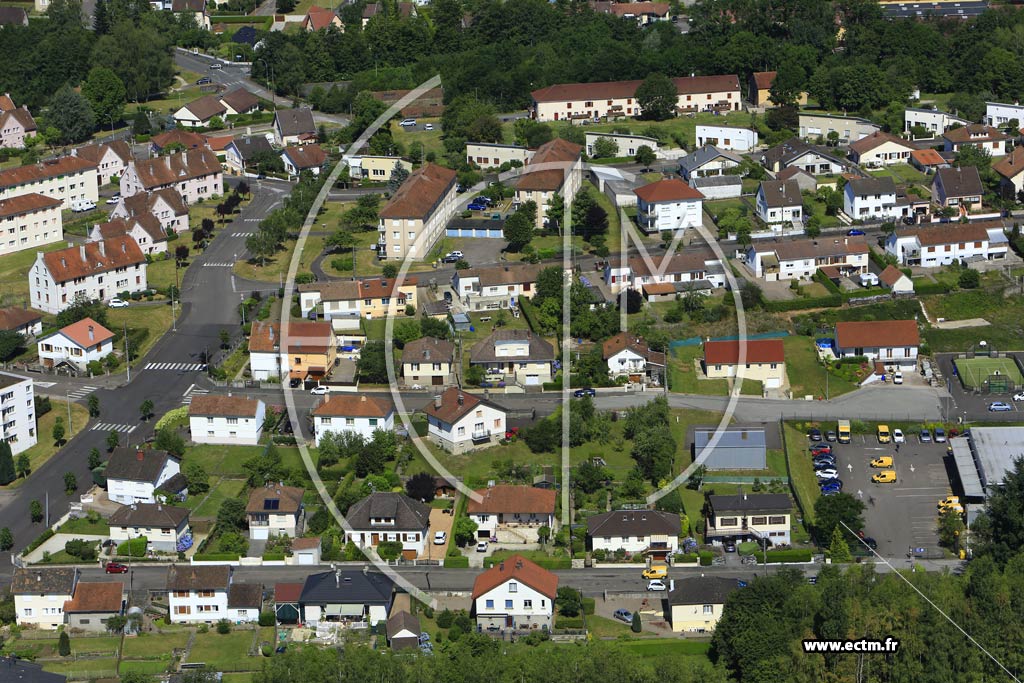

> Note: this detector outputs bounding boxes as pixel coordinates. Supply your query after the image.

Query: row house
[298,276,419,324]
[378,163,459,260]
[529,74,741,122]
[847,131,914,167]
[36,317,114,372]
[120,149,223,206]
[110,188,189,235]
[0,193,63,257]
[604,249,725,294]
[88,214,168,255]
[247,320,336,382]
[0,95,35,149]
[452,262,545,310]
[745,236,869,282]
[12,568,125,633]
[72,141,133,186]
[167,565,233,624]
[188,394,266,446]
[29,236,148,314]
[0,156,98,206]
[514,138,583,230]
[885,222,1009,267]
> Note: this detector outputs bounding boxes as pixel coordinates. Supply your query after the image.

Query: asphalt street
[0,182,289,579]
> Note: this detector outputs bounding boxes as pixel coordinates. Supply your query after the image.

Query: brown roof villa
[0,306,41,331]
[246,483,305,514]
[220,88,260,114]
[311,394,394,418]
[182,94,227,121]
[95,214,166,243]
[423,386,504,425]
[835,320,920,349]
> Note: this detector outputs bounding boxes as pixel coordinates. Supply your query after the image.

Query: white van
[70,199,97,212]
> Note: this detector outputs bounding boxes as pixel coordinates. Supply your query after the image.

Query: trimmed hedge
[914,281,952,296]
[582,598,596,615]
[517,296,543,337]
[554,616,584,629]
[813,269,841,295]
[25,528,55,553]
[444,555,469,568]
[765,549,813,563]
[698,550,713,567]
[675,552,699,564]
[485,556,571,570]
[262,552,285,561]
[193,553,241,562]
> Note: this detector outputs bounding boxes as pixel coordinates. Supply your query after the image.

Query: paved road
[0,184,289,578]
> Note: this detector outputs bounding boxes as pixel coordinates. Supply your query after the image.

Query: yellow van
[877,425,891,444]
[641,565,667,580]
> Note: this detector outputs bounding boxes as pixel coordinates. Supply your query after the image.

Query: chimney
[88,325,94,342]
[165,155,172,170]
[136,450,144,461]
[360,395,366,402]
[499,561,505,571]
[79,245,86,261]
[97,241,105,258]
[182,151,188,167]
[121,241,127,253]
[457,393,464,406]
[434,394,442,409]
[61,257,66,268]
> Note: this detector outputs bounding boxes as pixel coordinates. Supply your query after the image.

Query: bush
[444,555,469,568]
[261,552,285,561]
[216,619,231,634]
[582,597,595,615]
[698,550,713,566]
[193,553,242,562]
[436,609,454,629]
[117,536,148,557]
[554,617,584,629]
[25,528,54,553]
[765,548,813,563]
[64,539,97,561]
[258,610,276,627]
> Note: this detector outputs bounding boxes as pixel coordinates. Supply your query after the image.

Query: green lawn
[66,635,122,654]
[782,422,819,524]
[40,658,118,678]
[586,615,634,638]
[107,305,176,367]
[668,345,727,395]
[801,194,840,228]
[146,256,184,293]
[186,630,261,672]
[119,660,173,675]
[190,477,247,517]
[0,240,67,306]
[614,639,711,658]
[234,237,318,283]
[390,120,444,157]
[121,631,191,659]
[186,444,310,476]
[4,400,90,490]
[783,336,858,400]
[58,516,110,535]
[921,284,1024,352]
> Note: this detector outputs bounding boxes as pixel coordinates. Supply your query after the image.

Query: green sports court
[954,356,1024,392]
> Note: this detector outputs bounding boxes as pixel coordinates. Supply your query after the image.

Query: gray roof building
[227,135,273,162]
[109,503,189,529]
[693,429,768,470]
[274,108,316,138]
[846,176,896,197]
[11,568,78,595]
[758,179,802,209]
[679,145,742,177]
[105,448,177,484]
[298,569,395,607]
[706,493,792,515]
[668,576,740,606]
[167,565,230,591]
[586,509,680,538]
[469,329,555,365]
[346,492,430,531]
[228,583,263,611]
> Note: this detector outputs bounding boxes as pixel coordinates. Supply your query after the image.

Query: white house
[704,493,792,546]
[679,145,742,181]
[120,149,223,206]
[0,193,62,257]
[344,492,431,560]
[694,124,757,152]
[759,137,846,175]
[745,237,869,282]
[633,178,704,234]
[11,568,78,630]
[834,319,919,369]
[452,262,544,311]
[105,448,184,505]
[755,179,803,227]
[247,484,304,540]
[604,249,726,294]
[885,222,1008,267]
[167,565,231,624]
[985,101,1024,127]
[223,135,274,175]
[281,144,327,178]
[994,145,1024,197]
[879,264,915,294]
[586,509,680,556]
[798,114,879,143]
[423,387,506,454]
[108,502,191,553]
[467,142,533,169]
[226,584,263,624]
[110,188,189,236]
[0,373,36,456]
[401,336,455,387]
[847,131,914,167]
[0,156,98,206]
[466,485,556,541]
[602,332,665,383]
[0,307,42,337]
[584,132,660,157]
[173,94,228,128]
[905,107,971,136]
[843,176,898,221]
[942,124,1008,156]
[273,108,316,146]
[36,317,114,372]
[220,88,260,117]
[311,395,395,446]
[29,236,148,314]
[88,214,167,255]
[247,320,336,382]
[188,394,266,446]
[471,554,558,631]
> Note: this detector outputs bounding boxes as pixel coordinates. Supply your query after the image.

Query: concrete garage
[950,426,1024,524]
[446,219,504,239]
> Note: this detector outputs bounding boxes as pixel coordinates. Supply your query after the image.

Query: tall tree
[0,441,14,485]
[635,73,678,121]
[81,67,126,128]
[91,22,174,103]
[47,85,96,145]
[388,161,410,194]
[974,457,1024,565]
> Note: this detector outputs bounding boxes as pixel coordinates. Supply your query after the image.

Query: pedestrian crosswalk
[67,385,98,400]
[144,362,208,372]
[182,386,209,405]
[231,232,253,237]
[91,422,137,433]
[202,262,235,268]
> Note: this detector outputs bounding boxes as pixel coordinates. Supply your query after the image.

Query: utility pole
[124,322,130,382]
[172,259,180,333]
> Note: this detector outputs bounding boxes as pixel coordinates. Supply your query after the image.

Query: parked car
[445,250,464,259]
[646,580,667,592]
[870,456,893,468]
[893,371,903,385]
[1014,392,1024,402]
[196,76,212,85]
[105,562,129,574]
[919,429,932,443]
[813,456,836,467]
[476,541,488,552]
[310,385,329,395]
[814,461,837,471]
[877,425,891,443]
[872,470,897,483]
[825,430,838,442]
[861,537,878,550]
[810,444,832,455]
[815,468,839,479]
[847,229,866,236]
[641,565,667,580]
[106,193,122,204]
[289,377,302,388]
[724,540,736,553]
[934,428,946,443]
[209,62,222,69]
[989,401,1013,412]
[820,481,843,493]
[424,123,434,131]
[893,428,905,443]
[441,254,461,263]
[808,428,822,441]
[399,118,417,126]
[467,202,488,211]
[613,609,633,623]
[573,388,596,398]
[108,298,129,308]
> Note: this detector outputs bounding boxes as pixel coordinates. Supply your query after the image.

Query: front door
[371,533,379,544]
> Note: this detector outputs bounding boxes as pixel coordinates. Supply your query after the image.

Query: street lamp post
[65,387,71,433]
[172,258,180,333]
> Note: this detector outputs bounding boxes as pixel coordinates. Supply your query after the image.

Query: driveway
[422,507,453,560]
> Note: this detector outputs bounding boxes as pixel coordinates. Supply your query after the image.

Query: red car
[105,562,129,574]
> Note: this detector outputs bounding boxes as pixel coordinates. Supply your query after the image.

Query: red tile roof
[634,178,704,202]
[72,141,132,166]
[467,485,556,515]
[56,317,114,349]
[246,484,304,514]
[910,148,946,166]
[311,394,394,418]
[188,394,261,417]
[942,124,1008,145]
[150,129,209,151]
[282,144,327,170]
[248,320,333,353]
[703,339,785,365]
[751,71,776,91]
[422,386,504,425]
[517,138,582,192]
[0,192,61,218]
[291,536,321,550]
[95,214,166,244]
[43,237,145,284]
[0,307,40,331]
[274,582,303,602]
[608,1,668,16]
[130,149,220,190]
[0,108,36,135]
[471,554,558,600]
[63,582,123,613]
[0,156,96,190]
[0,94,14,111]
[879,265,907,287]
[304,5,339,29]
[120,187,188,218]
[835,320,919,350]
[379,163,457,220]
[994,145,1024,179]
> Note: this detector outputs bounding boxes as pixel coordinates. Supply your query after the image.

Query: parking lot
[825,429,954,558]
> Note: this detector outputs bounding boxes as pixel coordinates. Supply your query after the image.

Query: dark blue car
[847,229,866,236]
[467,202,488,211]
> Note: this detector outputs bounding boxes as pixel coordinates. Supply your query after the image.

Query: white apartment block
[377,163,459,260]
[0,373,37,456]
[167,565,231,624]
[584,132,660,157]
[694,124,757,152]
[0,193,62,257]
[0,156,99,206]
[634,178,704,234]
[885,222,1009,267]
[120,149,223,206]
[904,107,971,135]
[985,101,1024,127]
[29,237,148,314]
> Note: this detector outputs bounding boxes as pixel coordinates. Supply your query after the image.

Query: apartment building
[377,163,459,260]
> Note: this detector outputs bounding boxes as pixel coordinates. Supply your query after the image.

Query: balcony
[471,430,492,444]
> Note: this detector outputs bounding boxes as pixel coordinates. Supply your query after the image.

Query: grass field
[108,304,176,367]
[783,336,858,400]
[782,422,819,524]
[120,631,191,659]
[0,241,69,307]
[186,630,261,672]
[666,345,763,397]
[953,356,1024,390]
[5,400,90,489]
[614,638,711,657]
[190,477,246,517]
